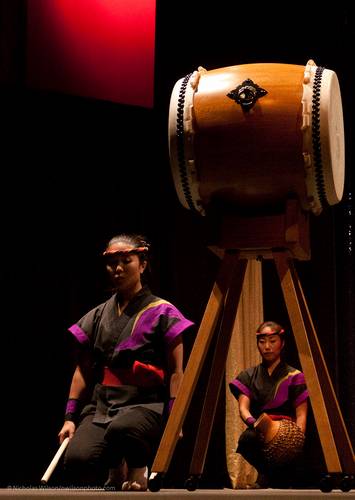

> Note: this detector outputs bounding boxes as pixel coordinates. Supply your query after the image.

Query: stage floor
[0,488,354,499]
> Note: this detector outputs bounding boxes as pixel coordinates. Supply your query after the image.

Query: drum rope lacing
[175,73,196,211]
[262,418,306,466]
[312,66,328,209]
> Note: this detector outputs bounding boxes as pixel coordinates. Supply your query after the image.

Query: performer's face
[257,330,284,364]
[104,241,147,294]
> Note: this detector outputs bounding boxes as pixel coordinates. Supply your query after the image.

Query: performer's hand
[58,421,76,443]
[166,398,183,439]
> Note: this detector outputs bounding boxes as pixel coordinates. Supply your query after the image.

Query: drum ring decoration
[262,419,306,466]
[175,72,196,211]
[168,60,345,216]
[226,78,268,110]
[311,66,327,209]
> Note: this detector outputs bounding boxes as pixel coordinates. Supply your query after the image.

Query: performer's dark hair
[256,320,285,336]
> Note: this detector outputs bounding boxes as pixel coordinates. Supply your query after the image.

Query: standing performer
[229,321,309,488]
[58,233,194,491]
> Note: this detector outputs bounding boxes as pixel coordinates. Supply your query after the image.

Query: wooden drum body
[169,61,344,216]
[254,412,305,466]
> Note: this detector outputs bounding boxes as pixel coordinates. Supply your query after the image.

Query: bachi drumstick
[40,437,70,484]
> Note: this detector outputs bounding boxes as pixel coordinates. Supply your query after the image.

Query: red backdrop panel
[26,0,156,108]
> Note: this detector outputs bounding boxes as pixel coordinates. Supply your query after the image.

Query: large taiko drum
[254,412,305,466]
[168,60,345,215]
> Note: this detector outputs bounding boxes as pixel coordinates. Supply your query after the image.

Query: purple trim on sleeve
[292,372,306,385]
[68,324,90,344]
[294,389,309,407]
[164,317,194,344]
[229,379,252,399]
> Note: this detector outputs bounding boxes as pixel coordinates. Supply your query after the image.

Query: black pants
[63,406,163,486]
[237,428,267,474]
[237,428,304,487]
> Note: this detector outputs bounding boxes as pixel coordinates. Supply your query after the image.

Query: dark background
[0,0,354,488]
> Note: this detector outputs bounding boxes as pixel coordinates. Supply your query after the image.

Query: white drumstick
[41,437,70,484]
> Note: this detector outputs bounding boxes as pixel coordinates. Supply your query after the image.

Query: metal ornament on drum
[168,60,345,216]
[254,412,306,467]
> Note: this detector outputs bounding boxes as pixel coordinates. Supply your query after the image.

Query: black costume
[63,286,193,485]
[229,361,309,487]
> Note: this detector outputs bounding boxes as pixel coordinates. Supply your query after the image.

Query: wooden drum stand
[148,201,355,492]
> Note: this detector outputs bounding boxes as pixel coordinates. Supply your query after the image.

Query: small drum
[254,412,305,466]
[169,60,344,215]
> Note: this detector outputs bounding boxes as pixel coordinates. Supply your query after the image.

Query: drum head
[319,69,345,206]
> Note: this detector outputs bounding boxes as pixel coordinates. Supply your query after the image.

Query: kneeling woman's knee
[237,428,260,452]
[64,440,101,470]
[105,418,138,443]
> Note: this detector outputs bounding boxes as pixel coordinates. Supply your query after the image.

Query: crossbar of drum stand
[148,250,355,493]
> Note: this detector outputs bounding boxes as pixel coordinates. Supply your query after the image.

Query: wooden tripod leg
[289,264,355,474]
[187,258,248,481]
[274,250,355,474]
[149,252,240,483]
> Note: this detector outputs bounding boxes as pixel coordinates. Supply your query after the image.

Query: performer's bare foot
[121,466,148,491]
[104,460,128,491]
[246,472,269,489]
